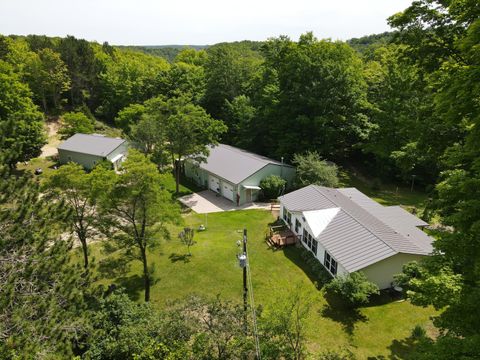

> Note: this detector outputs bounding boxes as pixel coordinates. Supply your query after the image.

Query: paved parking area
[179,190,271,214]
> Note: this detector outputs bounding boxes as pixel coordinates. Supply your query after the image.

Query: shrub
[324,272,379,308]
[393,261,423,289]
[411,325,427,339]
[260,175,287,200]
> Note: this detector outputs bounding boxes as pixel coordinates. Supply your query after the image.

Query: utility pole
[237,228,248,331]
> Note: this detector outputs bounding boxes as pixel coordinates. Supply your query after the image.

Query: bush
[292,152,339,188]
[260,175,287,200]
[393,261,423,290]
[324,272,379,308]
[411,325,427,339]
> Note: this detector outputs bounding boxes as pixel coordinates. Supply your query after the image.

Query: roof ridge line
[311,186,416,254]
[218,144,283,165]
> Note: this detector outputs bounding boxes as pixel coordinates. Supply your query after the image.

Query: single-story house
[185,144,295,206]
[278,185,433,289]
[58,133,128,170]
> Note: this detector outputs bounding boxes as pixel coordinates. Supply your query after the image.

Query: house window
[68,156,72,161]
[302,229,317,256]
[295,218,301,233]
[324,251,337,275]
[283,207,288,221]
[283,207,291,226]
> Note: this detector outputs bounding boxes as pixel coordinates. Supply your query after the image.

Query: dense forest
[1,0,480,358]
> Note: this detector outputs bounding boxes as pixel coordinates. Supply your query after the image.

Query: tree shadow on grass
[321,292,368,336]
[97,257,131,279]
[114,274,144,301]
[367,334,423,360]
[169,252,191,263]
[282,246,323,286]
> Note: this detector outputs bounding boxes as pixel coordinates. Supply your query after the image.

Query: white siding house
[279,186,433,289]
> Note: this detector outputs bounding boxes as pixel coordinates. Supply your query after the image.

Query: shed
[58,133,128,170]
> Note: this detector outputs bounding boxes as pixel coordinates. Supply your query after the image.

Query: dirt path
[40,120,61,158]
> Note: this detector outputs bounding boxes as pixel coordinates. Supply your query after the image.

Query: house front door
[246,189,252,202]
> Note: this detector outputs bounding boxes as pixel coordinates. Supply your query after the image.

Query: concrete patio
[179,190,271,214]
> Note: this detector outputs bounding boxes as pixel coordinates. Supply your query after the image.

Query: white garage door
[222,182,235,201]
[209,175,220,193]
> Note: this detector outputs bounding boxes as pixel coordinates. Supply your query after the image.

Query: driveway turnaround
[179,190,271,214]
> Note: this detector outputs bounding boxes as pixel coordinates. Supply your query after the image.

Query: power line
[246,239,261,359]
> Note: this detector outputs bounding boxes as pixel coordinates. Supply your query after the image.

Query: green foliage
[260,174,286,199]
[203,43,262,121]
[0,154,89,356]
[261,286,314,360]
[258,33,371,160]
[84,291,165,359]
[393,261,424,289]
[162,96,227,193]
[97,49,170,120]
[58,111,95,138]
[26,47,71,111]
[0,60,46,166]
[114,102,145,134]
[223,95,257,147]
[387,1,480,354]
[98,150,181,301]
[43,163,100,269]
[293,152,339,188]
[325,272,379,308]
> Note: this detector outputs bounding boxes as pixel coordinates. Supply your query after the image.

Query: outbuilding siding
[185,158,295,206]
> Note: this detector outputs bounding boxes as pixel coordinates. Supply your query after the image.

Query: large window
[295,218,301,233]
[302,229,317,255]
[324,251,337,275]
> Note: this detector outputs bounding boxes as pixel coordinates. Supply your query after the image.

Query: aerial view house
[184,144,295,205]
[278,185,433,289]
[58,133,128,170]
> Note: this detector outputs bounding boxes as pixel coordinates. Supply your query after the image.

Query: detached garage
[185,144,295,206]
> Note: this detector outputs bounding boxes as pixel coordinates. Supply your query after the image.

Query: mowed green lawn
[87,208,436,358]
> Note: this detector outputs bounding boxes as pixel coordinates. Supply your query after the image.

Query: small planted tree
[178,227,196,256]
[260,175,287,200]
[324,272,379,308]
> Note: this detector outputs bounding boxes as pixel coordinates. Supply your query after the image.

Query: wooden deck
[267,224,299,248]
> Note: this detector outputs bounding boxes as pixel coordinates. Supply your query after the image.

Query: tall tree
[99,150,180,301]
[0,138,89,356]
[257,33,371,160]
[203,43,262,122]
[97,49,170,120]
[26,48,71,111]
[57,35,101,108]
[0,60,46,167]
[44,163,100,269]
[162,97,227,193]
[389,1,480,357]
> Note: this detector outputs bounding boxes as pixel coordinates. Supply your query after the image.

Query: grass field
[18,155,434,357]
[86,208,435,358]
